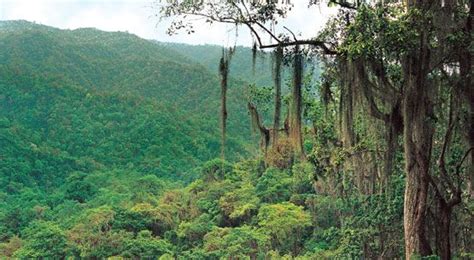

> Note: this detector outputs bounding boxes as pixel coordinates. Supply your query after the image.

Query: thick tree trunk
[340,59,356,148]
[403,90,433,259]
[400,1,437,253]
[402,48,434,258]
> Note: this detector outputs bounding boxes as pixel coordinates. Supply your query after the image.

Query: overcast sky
[0,0,337,46]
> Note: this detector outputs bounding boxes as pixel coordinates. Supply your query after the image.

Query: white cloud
[0,0,337,46]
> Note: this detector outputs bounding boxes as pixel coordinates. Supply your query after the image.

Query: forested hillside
[0,20,256,148]
[0,0,472,257]
[0,21,260,258]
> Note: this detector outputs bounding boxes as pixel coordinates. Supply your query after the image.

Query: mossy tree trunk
[402,34,434,258]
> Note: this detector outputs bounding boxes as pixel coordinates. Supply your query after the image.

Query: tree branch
[284,26,297,42]
[330,0,357,10]
[177,6,337,54]
[259,40,338,55]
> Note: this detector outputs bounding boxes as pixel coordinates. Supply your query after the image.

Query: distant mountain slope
[0,21,217,110]
[0,20,254,183]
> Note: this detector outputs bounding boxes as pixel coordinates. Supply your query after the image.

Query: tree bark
[400,1,438,256]
[459,8,473,198]
[434,198,453,260]
[402,79,433,259]
[402,31,434,258]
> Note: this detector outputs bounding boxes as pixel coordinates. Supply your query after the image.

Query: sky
[0,0,337,46]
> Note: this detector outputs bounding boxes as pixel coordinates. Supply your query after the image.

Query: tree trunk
[248,102,270,151]
[402,39,434,258]
[435,200,452,260]
[459,8,473,198]
[339,59,356,148]
[402,82,433,259]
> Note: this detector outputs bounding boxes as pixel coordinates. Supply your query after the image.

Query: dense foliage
[0,21,254,258]
[1,0,472,256]
[0,20,402,259]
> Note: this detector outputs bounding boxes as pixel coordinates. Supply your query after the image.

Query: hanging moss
[252,42,257,76]
[272,46,283,145]
[289,44,304,156]
[320,73,333,108]
[337,58,357,148]
[219,47,234,161]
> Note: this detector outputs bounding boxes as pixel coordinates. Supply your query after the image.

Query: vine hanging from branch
[219,47,234,161]
[272,45,283,145]
[289,44,304,156]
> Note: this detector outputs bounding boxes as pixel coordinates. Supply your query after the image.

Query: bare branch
[283,26,297,42]
[330,0,357,10]
[259,40,338,55]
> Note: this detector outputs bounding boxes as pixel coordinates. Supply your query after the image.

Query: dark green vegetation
[0,20,254,177]
[1,0,473,257]
[0,20,255,258]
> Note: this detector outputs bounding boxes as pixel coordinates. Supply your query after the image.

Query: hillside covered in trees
[0,20,259,258]
[1,0,473,258]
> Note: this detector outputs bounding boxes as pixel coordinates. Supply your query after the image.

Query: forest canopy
[0,0,473,259]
